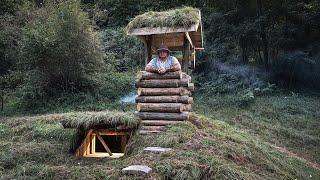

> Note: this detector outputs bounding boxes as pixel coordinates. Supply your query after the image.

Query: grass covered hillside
[0,94,319,179]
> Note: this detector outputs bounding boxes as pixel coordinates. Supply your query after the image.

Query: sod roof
[126,7,201,34]
[60,111,139,129]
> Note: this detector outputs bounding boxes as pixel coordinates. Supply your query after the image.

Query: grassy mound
[0,101,319,179]
[126,7,200,32]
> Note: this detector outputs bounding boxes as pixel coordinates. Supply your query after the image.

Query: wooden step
[135,111,189,121]
[141,120,182,126]
[140,126,165,131]
[139,130,162,135]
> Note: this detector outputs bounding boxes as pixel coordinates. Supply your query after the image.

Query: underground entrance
[75,129,131,158]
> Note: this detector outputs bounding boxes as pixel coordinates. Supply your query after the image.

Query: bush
[18,0,104,107]
[102,27,144,72]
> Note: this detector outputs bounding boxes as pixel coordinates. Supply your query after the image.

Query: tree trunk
[135,79,189,88]
[137,103,191,113]
[137,88,191,96]
[137,71,182,80]
[140,126,165,131]
[135,111,189,120]
[256,0,269,71]
[141,120,182,126]
[135,96,193,104]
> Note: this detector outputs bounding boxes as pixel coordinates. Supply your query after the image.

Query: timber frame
[76,129,131,158]
[127,11,204,74]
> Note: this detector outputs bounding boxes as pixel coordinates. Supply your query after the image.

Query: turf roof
[126,7,200,33]
[60,111,139,129]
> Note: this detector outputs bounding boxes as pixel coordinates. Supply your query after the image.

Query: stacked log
[135,71,194,134]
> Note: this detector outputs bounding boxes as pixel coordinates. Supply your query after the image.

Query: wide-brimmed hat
[157,44,170,54]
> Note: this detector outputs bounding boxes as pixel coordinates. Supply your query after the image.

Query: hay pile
[126,7,200,32]
[60,111,139,129]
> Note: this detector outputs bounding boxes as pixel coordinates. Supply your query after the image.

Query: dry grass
[58,111,139,129]
[126,7,200,32]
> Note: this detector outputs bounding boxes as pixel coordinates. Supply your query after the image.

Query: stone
[144,147,173,154]
[121,165,152,176]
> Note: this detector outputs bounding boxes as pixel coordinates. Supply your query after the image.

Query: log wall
[135,71,194,133]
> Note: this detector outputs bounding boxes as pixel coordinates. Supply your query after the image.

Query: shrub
[18,0,104,106]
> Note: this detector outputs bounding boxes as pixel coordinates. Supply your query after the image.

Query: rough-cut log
[187,83,194,92]
[135,111,189,121]
[182,104,192,111]
[137,71,182,80]
[141,120,182,126]
[135,96,193,104]
[137,103,182,112]
[135,79,189,88]
[139,130,161,135]
[182,73,191,81]
[138,88,191,96]
[140,126,165,131]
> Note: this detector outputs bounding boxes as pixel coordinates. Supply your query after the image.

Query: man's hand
[157,67,166,74]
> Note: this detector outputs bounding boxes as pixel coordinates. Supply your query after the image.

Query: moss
[126,7,200,32]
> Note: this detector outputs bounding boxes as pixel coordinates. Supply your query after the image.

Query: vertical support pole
[91,134,96,154]
[183,36,190,74]
[121,135,128,152]
[144,35,152,66]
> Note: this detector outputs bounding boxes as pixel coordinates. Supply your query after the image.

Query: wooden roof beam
[185,32,194,49]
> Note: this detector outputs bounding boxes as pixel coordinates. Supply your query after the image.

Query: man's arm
[166,56,181,72]
[145,59,158,73]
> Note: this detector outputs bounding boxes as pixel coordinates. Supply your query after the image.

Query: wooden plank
[75,129,93,157]
[85,132,91,155]
[95,131,113,156]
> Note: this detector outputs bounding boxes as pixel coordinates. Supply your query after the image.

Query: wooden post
[144,35,152,65]
[183,36,190,74]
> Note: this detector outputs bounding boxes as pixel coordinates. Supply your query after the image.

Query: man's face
[159,50,168,59]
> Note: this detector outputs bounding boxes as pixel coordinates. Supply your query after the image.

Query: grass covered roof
[126,7,200,33]
[60,111,139,129]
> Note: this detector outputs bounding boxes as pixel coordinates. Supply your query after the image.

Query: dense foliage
[0,0,319,114]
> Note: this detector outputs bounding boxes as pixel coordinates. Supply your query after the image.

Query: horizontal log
[139,130,161,135]
[141,120,182,126]
[140,126,165,131]
[136,71,182,80]
[137,103,182,112]
[137,88,191,96]
[187,83,194,92]
[135,111,189,121]
[135,96,193,104]
[135,79,189,88]
[183,104,192,111]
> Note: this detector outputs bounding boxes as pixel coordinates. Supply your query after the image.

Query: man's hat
[157,44,170,54]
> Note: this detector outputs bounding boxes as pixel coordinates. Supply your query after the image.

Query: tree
[19,0,104,101]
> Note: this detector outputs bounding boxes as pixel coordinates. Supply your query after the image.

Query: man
[145,45,181,74]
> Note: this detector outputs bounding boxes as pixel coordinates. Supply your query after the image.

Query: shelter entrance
[76,129,131,158]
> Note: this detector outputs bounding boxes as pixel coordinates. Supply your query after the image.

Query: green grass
[126,7,200,32]
[194,93,320,164]
[0,93,319,179]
